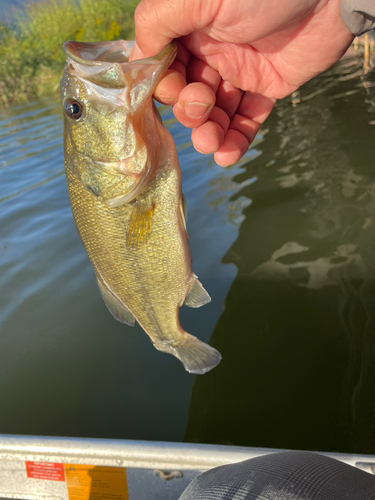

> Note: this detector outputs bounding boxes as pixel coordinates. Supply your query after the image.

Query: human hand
[131,0,353,166]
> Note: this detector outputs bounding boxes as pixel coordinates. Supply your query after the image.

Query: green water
[186,56,375,454]
[1,55,375,454]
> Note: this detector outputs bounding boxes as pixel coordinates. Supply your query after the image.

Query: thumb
[132,0,220,57]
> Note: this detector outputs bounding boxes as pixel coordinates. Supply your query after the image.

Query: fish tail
[154,333,222,375]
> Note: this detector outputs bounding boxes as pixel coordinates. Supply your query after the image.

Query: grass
[0,0,138,105]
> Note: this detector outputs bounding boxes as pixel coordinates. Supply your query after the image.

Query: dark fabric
[340,0,375,36]
[179,451,375,500]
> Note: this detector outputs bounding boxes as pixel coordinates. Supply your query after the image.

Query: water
[1,55,375,454]
[0,0,26,24]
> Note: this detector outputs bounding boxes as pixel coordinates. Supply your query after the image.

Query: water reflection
[185,56,375,454]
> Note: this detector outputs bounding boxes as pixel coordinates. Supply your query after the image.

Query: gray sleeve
[340,0,375,36]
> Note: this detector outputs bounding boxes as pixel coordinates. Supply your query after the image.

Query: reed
[352,33,375,73]
[0,0,138,105]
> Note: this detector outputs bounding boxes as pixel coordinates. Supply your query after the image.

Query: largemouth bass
[61,40,221,374]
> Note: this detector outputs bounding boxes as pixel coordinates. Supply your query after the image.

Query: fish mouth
[63,40,177,67]
[63,40,134,66]
[62,40,178,111]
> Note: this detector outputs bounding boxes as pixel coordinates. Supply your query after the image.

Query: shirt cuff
[340,0,375,36]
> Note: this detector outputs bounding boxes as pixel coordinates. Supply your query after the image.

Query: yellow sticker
[64,464,129,500]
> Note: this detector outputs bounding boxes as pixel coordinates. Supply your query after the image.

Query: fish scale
[66,159,187,340]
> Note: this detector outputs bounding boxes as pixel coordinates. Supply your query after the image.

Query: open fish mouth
[63,40,177,112]
[63,40,134,65]
[63,39,176,67]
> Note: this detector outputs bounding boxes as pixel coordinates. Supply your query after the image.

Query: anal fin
[183,275,211,308]
[97,280,136,327]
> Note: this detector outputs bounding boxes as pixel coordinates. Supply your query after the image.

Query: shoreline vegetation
[0,0,139,105]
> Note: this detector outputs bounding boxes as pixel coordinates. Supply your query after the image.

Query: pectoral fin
[126,202,154,250]
[97,280,135,326]
[183,275,211,308]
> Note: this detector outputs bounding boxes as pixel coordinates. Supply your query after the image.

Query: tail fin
[154,333,221,375]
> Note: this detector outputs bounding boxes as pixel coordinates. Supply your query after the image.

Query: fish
[60,40,222,374]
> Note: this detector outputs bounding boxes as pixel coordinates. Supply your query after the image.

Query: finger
[164,39,191,79]
[208,106,231,134]
[131,38,190,68]
[186,56,221,93]
[133,0,220,57]
[237,92,276,124]
[213,93,276,166]
[190,106,230,154]
[214,129,251,167]
[174,39,191,69]
[214,114,261,167]
[192,121,224,155]
[215,80,243,118]
[173,82,215,128]
[169,60,187,80]
[144,41,191,105]
[229,114,260,144]
[153,69,186,105]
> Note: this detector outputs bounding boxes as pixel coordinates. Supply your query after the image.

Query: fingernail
[184,102,211,119]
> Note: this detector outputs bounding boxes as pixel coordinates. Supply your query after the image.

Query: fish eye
[64,98,85,120]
